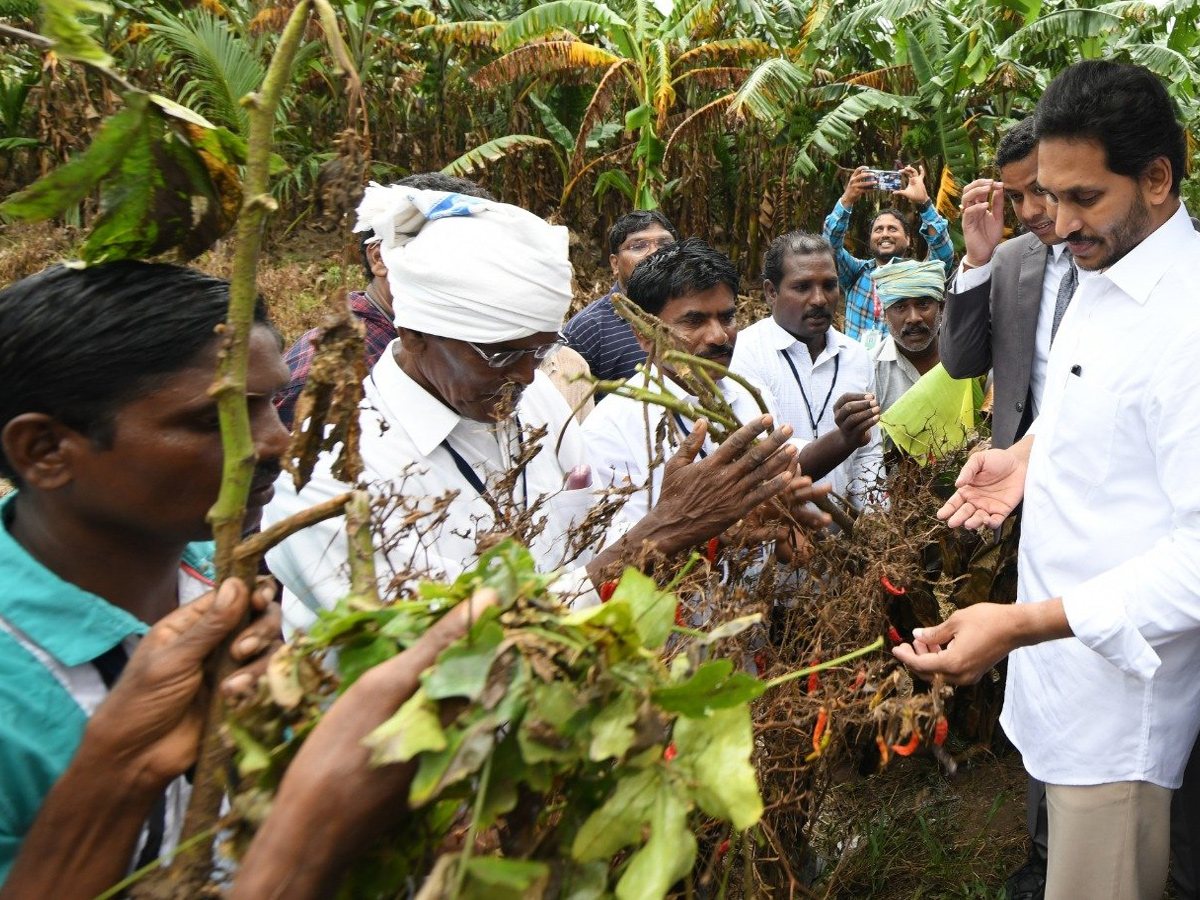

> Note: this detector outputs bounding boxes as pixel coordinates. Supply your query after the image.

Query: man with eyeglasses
[563,210,680,385]
[266,189,809,634]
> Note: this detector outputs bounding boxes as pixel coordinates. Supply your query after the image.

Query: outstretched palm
[937,448,1027,529]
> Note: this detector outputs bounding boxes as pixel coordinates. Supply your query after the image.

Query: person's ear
[366,242,389,279]
[609,253,620,279]
[397,328,429,353]
[1,414,80,490]
[763,279,778,307]
[1142,157,1174,206]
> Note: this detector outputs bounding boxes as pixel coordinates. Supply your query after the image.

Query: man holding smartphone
[822,163,955,345]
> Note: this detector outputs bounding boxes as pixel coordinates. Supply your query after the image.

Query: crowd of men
[1,59,1198,900]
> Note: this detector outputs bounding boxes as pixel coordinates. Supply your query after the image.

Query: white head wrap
[353,184,571,342]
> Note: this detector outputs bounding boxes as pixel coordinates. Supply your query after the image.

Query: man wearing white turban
[266,188,807,633]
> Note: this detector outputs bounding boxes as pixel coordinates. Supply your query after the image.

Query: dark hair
[762,231,835,288]
[358,173,496,278]
[607,210,680,256]
[870,207,911,237]
[996,116,1037,170]
[0,261,270,481]
[625,237,739,317]
[1034,60,1185,195]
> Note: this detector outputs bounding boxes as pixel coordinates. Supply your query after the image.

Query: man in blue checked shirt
[822,163,955,346]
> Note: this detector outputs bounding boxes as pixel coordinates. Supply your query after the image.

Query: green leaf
[519,680,585,763]
[496,0,630,53]
[228,722,272,775]
[41,0,114,70]
[559,861,609,900]
[337,634,399,688]
[441,135,557,177]
[362,687,448,765]
[652,659,766,716]
[624,103,651,131]
[614,780,696,900]
[589,690,638,761]
[423,617,505,701]
[593,168,636,203]
[409,713,497,806]
[529,93,576,153]
[0,97,145,220]
[462,857,550,896]
[673,705,763,830]
[609,568,676,649]
[572,768,658,861]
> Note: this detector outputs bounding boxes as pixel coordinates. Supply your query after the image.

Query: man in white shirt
[895,61,1200,900]
[583,239,871,539]
[266,188,804,633]
[731,232,883,505]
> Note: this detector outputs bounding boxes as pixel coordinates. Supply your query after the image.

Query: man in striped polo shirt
[563,210,680,387]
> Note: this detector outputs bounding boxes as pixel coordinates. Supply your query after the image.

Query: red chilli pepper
[881,575,906,596]
[663,742,678,762]
[753,652,767,672]
[807,658,821,693]
[933,716,949,747]
[674,603,686,627]
[887,625,902,644]
[706,537,720,563]
[812,708,829,755]
[891,730,922,757]
[876,734,890,766]
[852,668,867,691]
[715,839,731,861]
[599,581,617,603]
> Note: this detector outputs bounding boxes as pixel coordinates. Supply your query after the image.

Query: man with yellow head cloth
[868,258,947,413]
[266,188,807,633]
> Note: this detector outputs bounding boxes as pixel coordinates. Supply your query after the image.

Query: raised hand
[959,178,1006,267]
[840,165,877,207]
[894,163,930,206]
[834,391,880,449]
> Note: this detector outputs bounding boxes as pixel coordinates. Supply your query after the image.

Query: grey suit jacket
[941,231,1047,449]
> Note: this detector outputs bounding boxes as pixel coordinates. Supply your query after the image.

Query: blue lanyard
[671,412,708,459]
[780,348,839,438]
[440,414,528,510]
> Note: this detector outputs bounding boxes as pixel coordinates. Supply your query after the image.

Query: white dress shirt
[265,343,602,634]
[731,318,883,502]
[582,367,798,525]
[1004,203,1200,788]
[954,241,1072,418]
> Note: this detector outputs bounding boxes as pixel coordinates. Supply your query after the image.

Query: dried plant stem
[232,491,355,567]
[345,489,380,604]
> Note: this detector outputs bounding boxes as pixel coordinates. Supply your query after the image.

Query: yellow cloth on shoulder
[879,363,982,462]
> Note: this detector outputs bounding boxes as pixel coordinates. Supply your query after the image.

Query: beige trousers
[1044,781,1172,900]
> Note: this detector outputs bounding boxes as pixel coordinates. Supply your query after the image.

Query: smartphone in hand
[867,169,903,191]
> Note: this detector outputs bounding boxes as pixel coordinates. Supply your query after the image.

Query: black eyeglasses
[466,334,567,368]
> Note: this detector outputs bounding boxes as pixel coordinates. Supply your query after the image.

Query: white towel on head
[353,184,572,343]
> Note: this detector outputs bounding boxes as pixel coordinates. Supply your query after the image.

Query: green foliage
[0,92,245,262]
[40,0,114,70]
[235,540,771,899]
[142,7,268,137]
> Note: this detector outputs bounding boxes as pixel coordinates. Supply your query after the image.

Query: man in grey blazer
[942,118,1068,452]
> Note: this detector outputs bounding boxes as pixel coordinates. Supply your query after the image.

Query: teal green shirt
[0,493,214,884]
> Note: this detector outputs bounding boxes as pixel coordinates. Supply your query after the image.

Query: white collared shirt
[955,241,1073,417]
[582,366,801,525]
[265,343,602,634]
[731,319,882,502]
[1004,202,1200,788]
